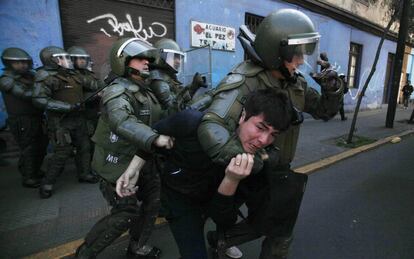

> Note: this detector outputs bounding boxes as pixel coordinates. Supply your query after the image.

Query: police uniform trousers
[7,115,48,181]
[43,113,91,184]
[83,159,161,254]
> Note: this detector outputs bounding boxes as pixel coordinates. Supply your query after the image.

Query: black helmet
[110,38,157,77]
[67,46,91,70]
[1,47,33,71]
[153,38,185,73]
[40,46,73,69]
[254,9,320,70]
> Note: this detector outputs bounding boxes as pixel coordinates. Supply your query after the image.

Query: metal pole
[209,45,213,88]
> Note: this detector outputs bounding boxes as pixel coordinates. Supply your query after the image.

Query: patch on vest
[109,132,119,143]
[106,154,119,164]
[140,110,150,116]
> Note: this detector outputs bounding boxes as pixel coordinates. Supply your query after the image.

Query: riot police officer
[0,48,48,188]
[149,38,185,111]
[67,46,103,151]
[198,9,343,258]
[75,38,172,259]
[33,46,99,199]
[150,38,208,113]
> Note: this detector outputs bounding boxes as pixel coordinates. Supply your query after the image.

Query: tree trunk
[385,0,411,128]
[346,5,399,143]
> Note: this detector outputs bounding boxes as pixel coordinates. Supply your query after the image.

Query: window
[244,13,264,60]
[245,12,264,34]
[347,42,363,88]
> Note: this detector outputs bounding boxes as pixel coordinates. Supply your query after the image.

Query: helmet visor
[53,53,74,69]
[286,32,320,56]
[71,55,91,69]
[161,49,185,73]
[118,38,156,62]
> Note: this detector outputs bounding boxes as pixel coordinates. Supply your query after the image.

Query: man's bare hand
[154,135,174,149]
[225,153,254,182]
[116,155,145,197]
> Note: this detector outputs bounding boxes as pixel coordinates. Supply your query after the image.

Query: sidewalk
[0,106,413,258]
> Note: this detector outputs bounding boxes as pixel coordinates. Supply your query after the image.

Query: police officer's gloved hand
[189,72,207,97]
[70,102,82,111]
[261,146,280,172]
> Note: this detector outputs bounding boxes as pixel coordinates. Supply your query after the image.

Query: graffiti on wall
[87,13,168,41]
[346,67,386,109]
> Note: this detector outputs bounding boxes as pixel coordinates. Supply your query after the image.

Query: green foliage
[375,0,414,41]
[336,135,377,148]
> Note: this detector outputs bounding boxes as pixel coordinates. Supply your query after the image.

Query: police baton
[79,84,108,106]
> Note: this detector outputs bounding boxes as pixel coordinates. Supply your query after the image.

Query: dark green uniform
[0,69,48,187]
[199,62,341,259]
[77,69,102,137]
[33,67,99,192]
[80,76,163,257]
[149,69,186,113]
[75,37,164,259]
[198,9,344,258]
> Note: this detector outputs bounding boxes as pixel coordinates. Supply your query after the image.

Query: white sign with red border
[191,20,236,51]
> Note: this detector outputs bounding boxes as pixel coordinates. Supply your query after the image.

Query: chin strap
[278,64,297,83]
[127,66,150,79]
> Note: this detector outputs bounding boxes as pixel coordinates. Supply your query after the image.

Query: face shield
[161,49,185,73]
[280,33,320,62]
[52,53,74,69]
[118,38,155,61]
[279,32,320,78]
[71,55,91,69]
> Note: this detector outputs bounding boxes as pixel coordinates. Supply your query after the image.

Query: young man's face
[237,112,279,154]
[283,54,304,76]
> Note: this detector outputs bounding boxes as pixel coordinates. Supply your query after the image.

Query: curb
[24,129,414,259]
[293,129,414,174]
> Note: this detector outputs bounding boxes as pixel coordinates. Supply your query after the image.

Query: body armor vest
[1,72,42,116]
[52,73,84,104]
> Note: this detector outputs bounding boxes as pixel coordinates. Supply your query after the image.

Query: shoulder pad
[213,73,244,96]
[102,84,126,104]
[35,70,54,82]
[113,77,139,92]
[0,75,14,91]
[149,70,169,81]
[231,60,264,77]
[150,78,170,89]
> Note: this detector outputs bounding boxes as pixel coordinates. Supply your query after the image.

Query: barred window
[347,42,363,88]
[245,12,264,33]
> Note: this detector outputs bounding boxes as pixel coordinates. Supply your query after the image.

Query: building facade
[1,0,409,126]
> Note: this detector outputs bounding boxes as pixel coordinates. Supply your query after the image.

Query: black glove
[312,69,340,92]
[189,72,207,97]
[70,102,82,111]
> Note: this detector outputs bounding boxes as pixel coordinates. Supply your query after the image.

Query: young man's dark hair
[243,89,292,132]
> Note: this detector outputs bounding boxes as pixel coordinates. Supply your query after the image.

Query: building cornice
[283,0,399,42]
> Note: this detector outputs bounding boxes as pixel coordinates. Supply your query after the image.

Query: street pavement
[0,106,413,258]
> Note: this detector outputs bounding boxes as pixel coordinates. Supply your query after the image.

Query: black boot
[127,240,161,259]
[39,184,53,199]
[22,178,41,188]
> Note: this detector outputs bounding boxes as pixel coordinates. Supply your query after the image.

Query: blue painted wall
[0,0,63,127]
[0,0,400,118]
[176,0,397,111]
